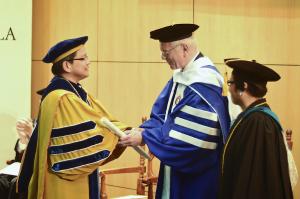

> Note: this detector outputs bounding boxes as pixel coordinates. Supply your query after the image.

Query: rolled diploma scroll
[100,117,150,159]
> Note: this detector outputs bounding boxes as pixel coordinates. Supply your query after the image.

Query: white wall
[0,0,32,168]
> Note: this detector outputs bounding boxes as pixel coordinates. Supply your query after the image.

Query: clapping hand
[16,118,33,145]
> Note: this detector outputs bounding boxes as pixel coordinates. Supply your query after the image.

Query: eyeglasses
[161,44,181,59]
[227,80,235,86]
[67,56,89,62]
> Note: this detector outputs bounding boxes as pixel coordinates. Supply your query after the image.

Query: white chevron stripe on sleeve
[175,117,220,136]
[169,130,217,149]
[181,105,218,122]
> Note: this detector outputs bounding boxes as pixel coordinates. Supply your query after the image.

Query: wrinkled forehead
[160,41,175,50]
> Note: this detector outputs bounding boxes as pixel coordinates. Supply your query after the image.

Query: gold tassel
[222,66,228,96]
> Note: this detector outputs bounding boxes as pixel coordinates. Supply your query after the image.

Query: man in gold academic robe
[17,36,129,199]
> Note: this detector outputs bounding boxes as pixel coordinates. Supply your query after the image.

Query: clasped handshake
[118,128,144,147]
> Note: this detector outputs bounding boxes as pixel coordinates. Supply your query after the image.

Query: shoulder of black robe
[221,111,293,199]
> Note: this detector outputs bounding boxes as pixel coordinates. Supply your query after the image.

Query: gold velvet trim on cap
[53,44,83,63]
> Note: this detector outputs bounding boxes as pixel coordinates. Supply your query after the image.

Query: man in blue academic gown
[119,24,231,199]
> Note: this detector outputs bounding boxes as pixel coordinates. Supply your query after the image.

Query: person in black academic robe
[219,59,293,199]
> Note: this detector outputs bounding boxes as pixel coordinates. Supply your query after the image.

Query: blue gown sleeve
[141,86,222,174]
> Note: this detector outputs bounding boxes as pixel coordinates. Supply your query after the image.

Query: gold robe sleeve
[47,91,129,180]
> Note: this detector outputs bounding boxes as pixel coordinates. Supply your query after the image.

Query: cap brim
[225,59,280,82]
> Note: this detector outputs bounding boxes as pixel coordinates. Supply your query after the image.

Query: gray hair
[171,36,198,52]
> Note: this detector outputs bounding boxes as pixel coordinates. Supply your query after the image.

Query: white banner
[0,0,32,168]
